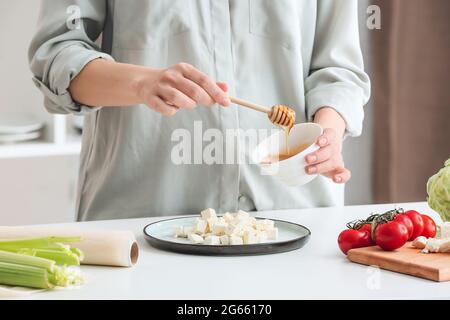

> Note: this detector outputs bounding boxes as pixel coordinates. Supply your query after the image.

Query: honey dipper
[230,96,296,130]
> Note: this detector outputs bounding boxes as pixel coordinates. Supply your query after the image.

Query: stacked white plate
[0,115,44,144]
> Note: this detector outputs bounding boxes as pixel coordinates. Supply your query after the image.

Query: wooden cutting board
[347,242,450,282]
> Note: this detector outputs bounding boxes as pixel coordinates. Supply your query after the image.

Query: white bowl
[251,123,323,186]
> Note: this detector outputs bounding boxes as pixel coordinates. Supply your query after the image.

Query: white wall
[0,1,45,120]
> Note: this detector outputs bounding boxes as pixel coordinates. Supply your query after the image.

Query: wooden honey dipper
[230,96,296,130]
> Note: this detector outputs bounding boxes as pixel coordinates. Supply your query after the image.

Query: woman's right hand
[136,63,230,116]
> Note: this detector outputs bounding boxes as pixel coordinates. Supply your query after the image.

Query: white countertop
[26,202,450,300]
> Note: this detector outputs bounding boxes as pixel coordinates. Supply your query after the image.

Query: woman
[29,0,370,221]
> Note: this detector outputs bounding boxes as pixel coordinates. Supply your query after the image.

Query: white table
[26,202,450,300]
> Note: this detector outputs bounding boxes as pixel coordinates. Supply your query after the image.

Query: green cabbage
[427,158,450,221]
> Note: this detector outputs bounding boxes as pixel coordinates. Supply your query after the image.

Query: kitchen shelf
[0,114,82,159]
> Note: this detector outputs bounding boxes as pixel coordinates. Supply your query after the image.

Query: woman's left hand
[302,107,351,183]
[304,127,351,184]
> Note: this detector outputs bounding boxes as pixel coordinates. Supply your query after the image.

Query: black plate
[143,216,311,256]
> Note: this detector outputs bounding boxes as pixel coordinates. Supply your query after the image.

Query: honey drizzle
[265,104,296,162]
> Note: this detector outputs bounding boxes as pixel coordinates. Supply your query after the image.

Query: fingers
[305,151,344,175]
[159,86,197,109]
[316,128,336,147]
[304,127,350,183]
[140,64,231,114]
[332,167,351,184]
[177,63,230,106]
[305,158,351,184]
[305,157,340,175]
[216,82,229,92]
[323,167,351,184]
[305,144,334,165]
[147,96,180,116]
[172,77,216,107]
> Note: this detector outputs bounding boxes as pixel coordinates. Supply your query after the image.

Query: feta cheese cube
[243,230,258,244]
[200,208,217,220]
[229,235,244,245]
[227,218,238,227]
[255,220,265,231]
[257,231,268,243]
[258,219,275,230]
[188,233,204,244]
[230,222,246,236]
[237,210,249,218]
[265,219,275,227]
[425,237,450,253]
[223,212,234,223]
[219,235,230,245]
[212,222,228,236]
[225,224,236,236]
[266,227,279,240]
[425,238,442,253]
[204,235,221,245]
[174,226,185,238]
[195,218,208,234]
[235,213,250,224]
[206,217,218,233]
[183,226,195,236]
[412,236,427,249]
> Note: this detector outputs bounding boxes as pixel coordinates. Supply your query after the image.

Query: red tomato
[359,223,376,245]
[393,214,414,239]
[421,215,437,238]
[405,210,424,240]
[337,228,372,255]
[374,221,409,251]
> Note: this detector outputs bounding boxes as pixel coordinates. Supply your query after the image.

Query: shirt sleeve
[28,0,114,115]
[304,0,371,137]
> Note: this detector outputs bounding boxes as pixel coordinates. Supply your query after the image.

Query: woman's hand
[69,59,229,115]
[136,62,230,116]
[305,107,351,184]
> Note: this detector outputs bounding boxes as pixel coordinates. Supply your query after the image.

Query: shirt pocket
[113,0,192,49]
[248,0,298,50]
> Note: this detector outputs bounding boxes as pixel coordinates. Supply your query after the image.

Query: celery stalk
[21,248,80,266]
[0,237,84,289]
[0,261,53,289]
[70,247,84,260]
[0,236,83,265]
[0,250,55,272]
[0,237,81,250]
[0,251,83,289]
